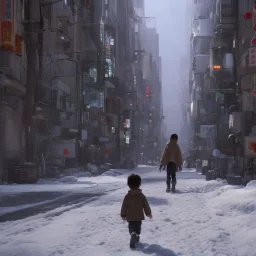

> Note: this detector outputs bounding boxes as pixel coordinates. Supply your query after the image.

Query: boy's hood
[128,189,142,195]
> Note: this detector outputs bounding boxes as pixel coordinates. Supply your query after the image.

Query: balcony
[193,37,211,55]
[220,2,236,24]
[192,55,210,74]
[192,18,213,37]
[194,3,211,19]
[106,97,122,115]
[210,47,234,80]
[212,0,236,29]
[84,91,104,109]
[0,50,26,85]
[33,106,60,123]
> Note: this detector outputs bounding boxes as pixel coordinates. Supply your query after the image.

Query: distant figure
[159,134,183,193]
[120,174,152,249]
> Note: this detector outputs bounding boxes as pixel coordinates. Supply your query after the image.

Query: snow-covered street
[0,166,256,256]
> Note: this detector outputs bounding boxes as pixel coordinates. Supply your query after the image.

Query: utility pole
[24,0,40,162]
[0,87,4,183]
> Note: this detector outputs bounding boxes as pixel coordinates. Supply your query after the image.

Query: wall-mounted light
[213,65,221,70]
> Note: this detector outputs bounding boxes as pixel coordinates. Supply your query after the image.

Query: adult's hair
[170,134,178,140]
[127,174,141,189]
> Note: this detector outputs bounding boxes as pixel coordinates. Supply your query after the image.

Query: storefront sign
[245,136,256,156]
[0,0,14,51]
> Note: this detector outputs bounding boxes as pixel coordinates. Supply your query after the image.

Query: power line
[40,0,63,4]
[21,21,102,35]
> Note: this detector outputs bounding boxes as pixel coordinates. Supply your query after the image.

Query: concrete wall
[4,100,25,160]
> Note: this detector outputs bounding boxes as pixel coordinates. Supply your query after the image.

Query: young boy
[160,134,183,193]
[120,174,152,249]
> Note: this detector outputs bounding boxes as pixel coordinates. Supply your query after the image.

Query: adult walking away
[159,134,183,193]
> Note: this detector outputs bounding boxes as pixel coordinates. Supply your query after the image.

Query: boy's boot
[171,180,176,193]
[130,232,137,249]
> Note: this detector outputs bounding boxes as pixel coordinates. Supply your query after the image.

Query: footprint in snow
[164,218,171,222]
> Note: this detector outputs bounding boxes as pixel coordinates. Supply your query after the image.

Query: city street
[0,166,255,256]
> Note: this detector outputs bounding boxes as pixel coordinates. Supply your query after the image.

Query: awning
[0,74,26,95]
[105,80,115,88]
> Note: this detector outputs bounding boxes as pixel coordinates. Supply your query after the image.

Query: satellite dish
[212,149,220,157]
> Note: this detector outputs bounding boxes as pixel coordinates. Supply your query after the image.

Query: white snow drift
[0,167,255,256]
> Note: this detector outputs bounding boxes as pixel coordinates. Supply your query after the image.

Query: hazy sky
[145,0,188,135]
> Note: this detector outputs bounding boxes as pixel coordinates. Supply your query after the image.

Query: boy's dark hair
[127,174,141,189]
[170,134,178,140]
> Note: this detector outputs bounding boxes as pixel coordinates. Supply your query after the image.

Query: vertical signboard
[15,33,22,55]
[245,136,256,156]
[0,0,14,51]
[0,0,22,55]
[249,47,256,66]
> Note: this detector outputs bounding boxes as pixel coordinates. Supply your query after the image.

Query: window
[64,0,74,9]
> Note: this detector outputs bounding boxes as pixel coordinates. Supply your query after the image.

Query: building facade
[0,0,163,183]
[185,0,256,183]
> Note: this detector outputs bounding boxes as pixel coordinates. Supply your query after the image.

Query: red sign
[249,142,256,153]
[105,147,110,154]
[63,148,69,156]
[244,12,252,20]
[0,0,14,51]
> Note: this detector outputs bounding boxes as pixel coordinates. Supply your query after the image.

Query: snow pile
[245,180,256,189]
[1,169,256,256]
[87,163,98,174]
[210,180,256,215]
[64,166,95,178]
[73,171,92,178]
[101,169,125,177]
[59,176,78,183]
[63,167,83,176]
[37,179,59,184]
[189,178,226,193]
[37,172,91,184]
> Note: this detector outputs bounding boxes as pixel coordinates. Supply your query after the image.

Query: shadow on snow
[138,243,178,256]
[147,197,169,206]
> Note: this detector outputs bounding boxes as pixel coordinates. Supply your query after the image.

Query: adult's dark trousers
[166,161,177,188]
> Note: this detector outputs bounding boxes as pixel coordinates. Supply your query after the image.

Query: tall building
[186,0,256,184]
[0,0,162,183]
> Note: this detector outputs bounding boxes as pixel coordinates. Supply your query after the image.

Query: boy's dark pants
[128,221,142,235]
[166,162,177,188]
